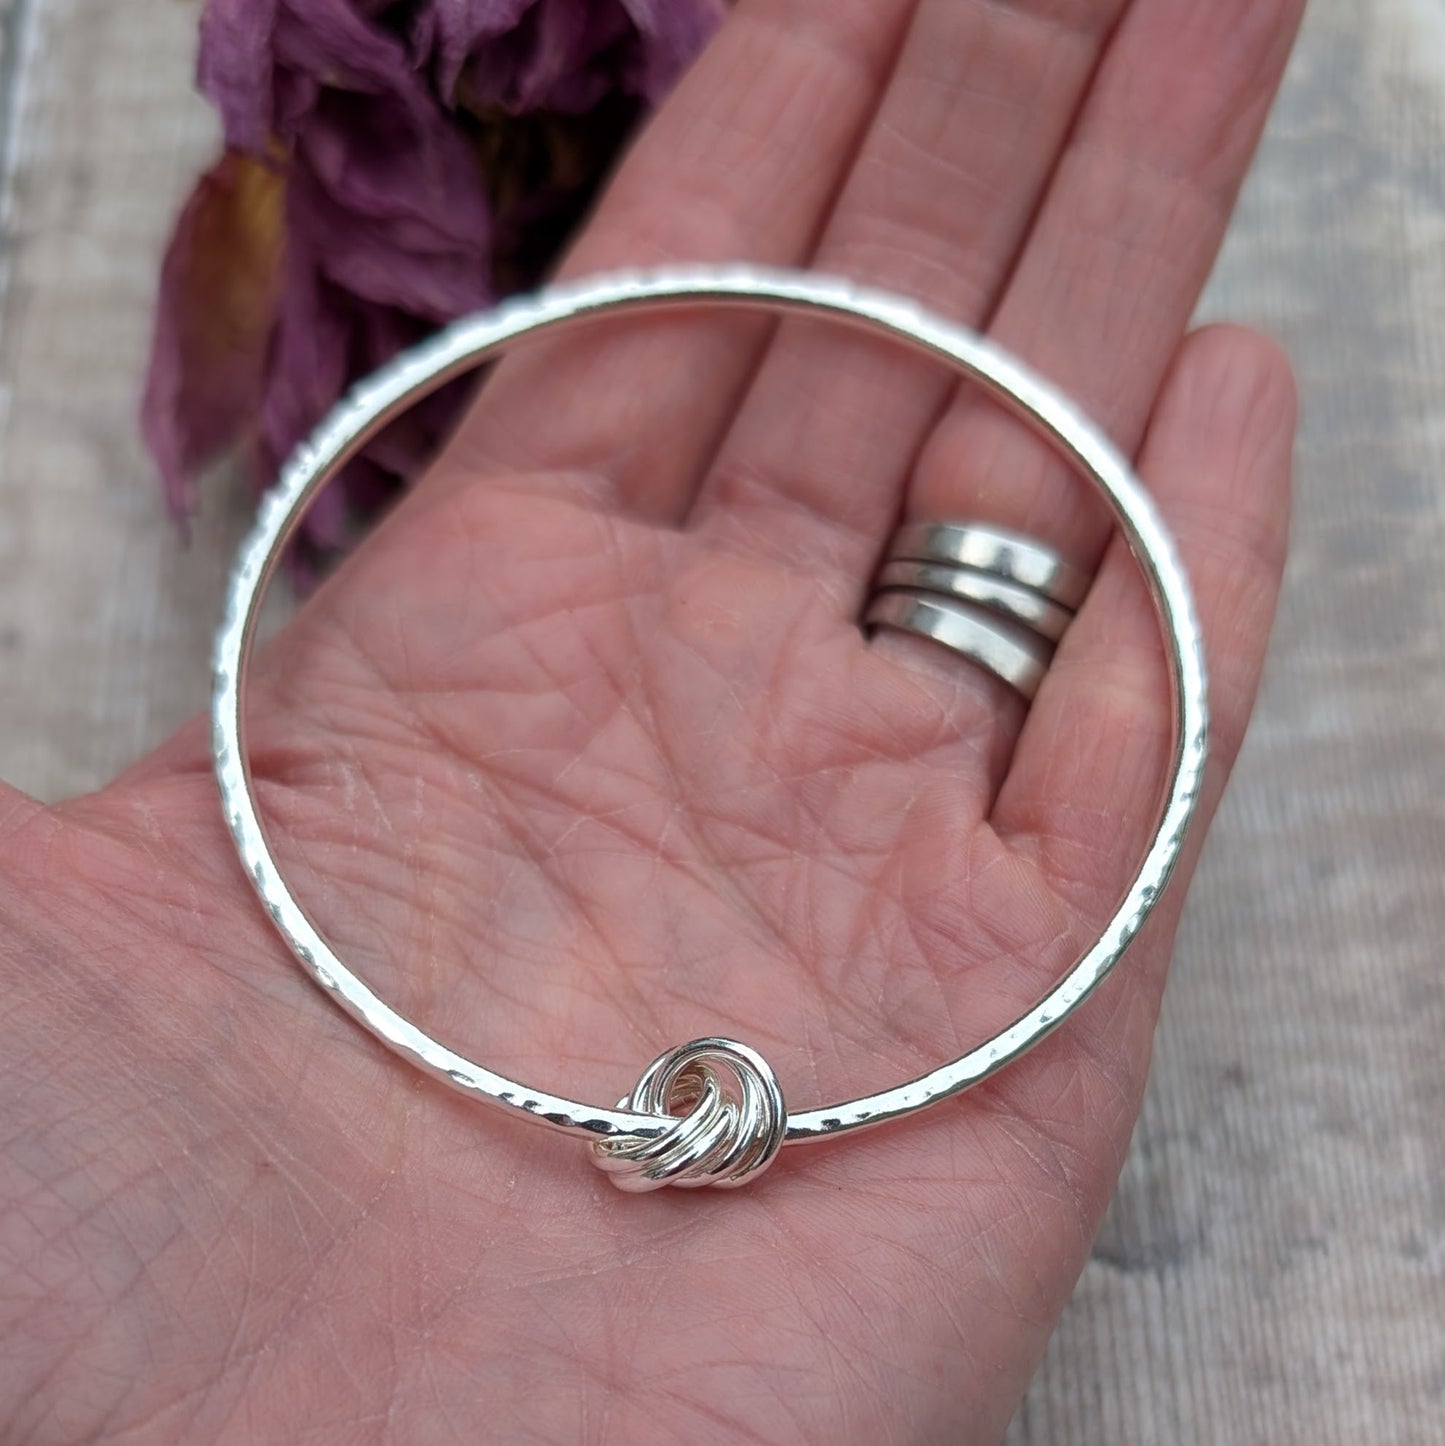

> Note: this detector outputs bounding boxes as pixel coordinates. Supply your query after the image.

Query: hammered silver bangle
[212,266,1208,1193]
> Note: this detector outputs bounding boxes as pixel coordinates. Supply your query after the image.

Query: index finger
[441,0,914,518]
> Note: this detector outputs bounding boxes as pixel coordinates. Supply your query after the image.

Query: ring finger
[692,0,1129,561]
[876,0,1304,788]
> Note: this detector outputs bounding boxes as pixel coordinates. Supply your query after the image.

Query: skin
[0,0,1306,1440]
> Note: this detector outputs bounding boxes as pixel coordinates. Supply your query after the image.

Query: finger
[0,782,41,839]
[695,0,1130,566]
[846,0,1301,796]
[753,325,1288,1434]
[944,328,1294,1342]
[995,324,1296,914]
[436,0,918,519]
[907,0,1304,569]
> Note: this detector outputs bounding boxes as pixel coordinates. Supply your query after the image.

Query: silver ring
[867,522,1081,695]
[891,520,1092,609]
[873,558,1074,642]
[212,265,1208,1192]
[865,591,1053,699]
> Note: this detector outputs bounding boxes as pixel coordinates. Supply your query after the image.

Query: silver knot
[591,1038,787,1193]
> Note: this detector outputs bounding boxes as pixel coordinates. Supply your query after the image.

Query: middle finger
[694,0,1130,566]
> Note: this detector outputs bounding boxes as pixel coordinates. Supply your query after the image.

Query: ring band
[211,265,1208,1192]
[867,521,1084,695]
[873,558,1075,642]
[891,520,1092,609]
[865,591,1053,699]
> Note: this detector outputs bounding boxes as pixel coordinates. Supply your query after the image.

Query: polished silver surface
[591,1038,787,1192]
[866,589,1053,698]
[874,557,1074,642]
[212,264,1207,1188]
[892,520,1092,609]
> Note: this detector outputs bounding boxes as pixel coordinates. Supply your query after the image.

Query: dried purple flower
[143,0,725,579]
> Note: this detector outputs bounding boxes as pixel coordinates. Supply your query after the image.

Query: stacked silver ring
[865,521,1091,700]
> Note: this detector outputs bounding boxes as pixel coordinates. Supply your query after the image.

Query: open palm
[1,0,1303,1440]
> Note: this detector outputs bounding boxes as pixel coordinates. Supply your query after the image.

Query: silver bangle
[211,266,1208,1192]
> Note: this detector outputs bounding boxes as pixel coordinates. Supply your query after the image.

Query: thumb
[0,781,42,839]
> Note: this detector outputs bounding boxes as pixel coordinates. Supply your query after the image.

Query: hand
[0,1,1304,1440]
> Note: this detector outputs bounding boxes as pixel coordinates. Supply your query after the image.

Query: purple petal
[290,96,492,317]
[272,0,420,102]
[197,0,281,154]
[141,152,286,520]
[465,1,632,114]
[300,87,489,242]
[429,0,536,100]
[354,303,478,473]
[256,236,353,491]
[170,0,729,578]
[429,0,725,115]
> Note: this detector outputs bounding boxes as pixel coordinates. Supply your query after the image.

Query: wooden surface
[0,1,1440,1440]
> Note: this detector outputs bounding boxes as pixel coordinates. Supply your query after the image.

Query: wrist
[0,774,400,1441]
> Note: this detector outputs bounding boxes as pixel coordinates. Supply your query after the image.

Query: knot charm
[591,1038,786,1192]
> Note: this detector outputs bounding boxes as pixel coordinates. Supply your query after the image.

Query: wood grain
[0,0,239,799]
[0,1,1439,1441]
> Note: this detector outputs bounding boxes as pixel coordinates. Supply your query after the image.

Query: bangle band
[211,266,1208,1192]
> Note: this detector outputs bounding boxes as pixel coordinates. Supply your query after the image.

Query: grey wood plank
[0,0,243,802]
